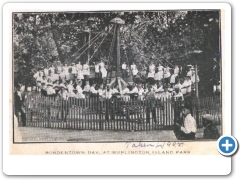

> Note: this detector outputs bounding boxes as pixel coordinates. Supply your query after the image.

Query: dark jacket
[203,124,220,139]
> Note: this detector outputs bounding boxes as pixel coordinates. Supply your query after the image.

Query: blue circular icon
[217,136,238,156]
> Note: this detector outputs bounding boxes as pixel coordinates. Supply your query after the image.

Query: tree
[13,11,220,95]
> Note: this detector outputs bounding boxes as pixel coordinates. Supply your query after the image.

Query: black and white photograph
[12,9,222,143]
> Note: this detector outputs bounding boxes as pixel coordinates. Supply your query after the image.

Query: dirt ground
[14,116,219,143]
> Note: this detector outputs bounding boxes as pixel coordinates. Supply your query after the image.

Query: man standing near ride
[57,84,69,122]
[105,84,114,121]
[145,85,156,124]
[14,85,26,126]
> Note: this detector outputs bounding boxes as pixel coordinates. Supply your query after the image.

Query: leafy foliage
[13,10,220,95]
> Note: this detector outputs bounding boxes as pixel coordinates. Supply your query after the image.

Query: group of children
[32,58,200,102]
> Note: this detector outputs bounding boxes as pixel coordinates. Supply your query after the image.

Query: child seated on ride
[53,80,60,94]
[83,81,91,96]
[46,78,55,95]
[77,67,84,81]
[66,80,75,98]
[75,81,85,99]
[154,83,164,99]
[105,84,113,99]
[137,84,145,101]
[100,66,107,79]
[121,85,131,101]
[129,84,138,100]
[90,84,98,97]
[97,84,105,99]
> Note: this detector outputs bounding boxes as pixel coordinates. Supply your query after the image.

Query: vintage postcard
[3,3,232,175]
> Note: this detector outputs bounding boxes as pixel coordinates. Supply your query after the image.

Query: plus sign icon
[217,135,238,156]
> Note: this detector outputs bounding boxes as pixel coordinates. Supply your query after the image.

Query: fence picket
[24,93,221,132]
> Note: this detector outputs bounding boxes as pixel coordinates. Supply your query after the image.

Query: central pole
[88,31,91,64]
[116,24,121,77]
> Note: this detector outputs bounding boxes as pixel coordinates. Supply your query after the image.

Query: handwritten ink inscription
[125,142,184,149]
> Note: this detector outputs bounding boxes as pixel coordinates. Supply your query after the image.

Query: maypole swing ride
[68,17,176,94]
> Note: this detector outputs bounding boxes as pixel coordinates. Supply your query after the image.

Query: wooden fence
[22,93,221,131]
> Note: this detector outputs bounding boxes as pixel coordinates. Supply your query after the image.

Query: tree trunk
[48,15,65,64]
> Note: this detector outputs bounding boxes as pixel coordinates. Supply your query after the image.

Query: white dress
[82,64,90,76]
[148,64,155,78]
[101,67,107,78]
[77,70,84,80]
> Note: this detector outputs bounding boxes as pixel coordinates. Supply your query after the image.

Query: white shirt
[63,66,69,74]
[121,88,130,94]
[82,64,90,75]
[182,80,191,93]
[170,74,176,84]
[158,66,164,71]
[76,64,82,71]
[174,67,179,75]
[52,74,59,82]
[149,64,155,73]
[44,68,49,76]
[77,71,84,80]
[46,84,55,95]
[57,66,62,74]
[191,74,200,84]
[99,62,105,69]
[83,85,91,92]
[122,63,127,70]
[181,114,197,133]
[76,85,83,94]
[71,66,77,74]
[98,89,104,96]
[164,67,170,73]
[105,89,113,99]
[90,86,98,94]
[132,69,138,76]
[187,70,193,77]
[67,84,74,93]
[131,64,137,70]
[174,83,183,90]
[101,68,107,78]
[138,88,145,96]
[95,64,100,73]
